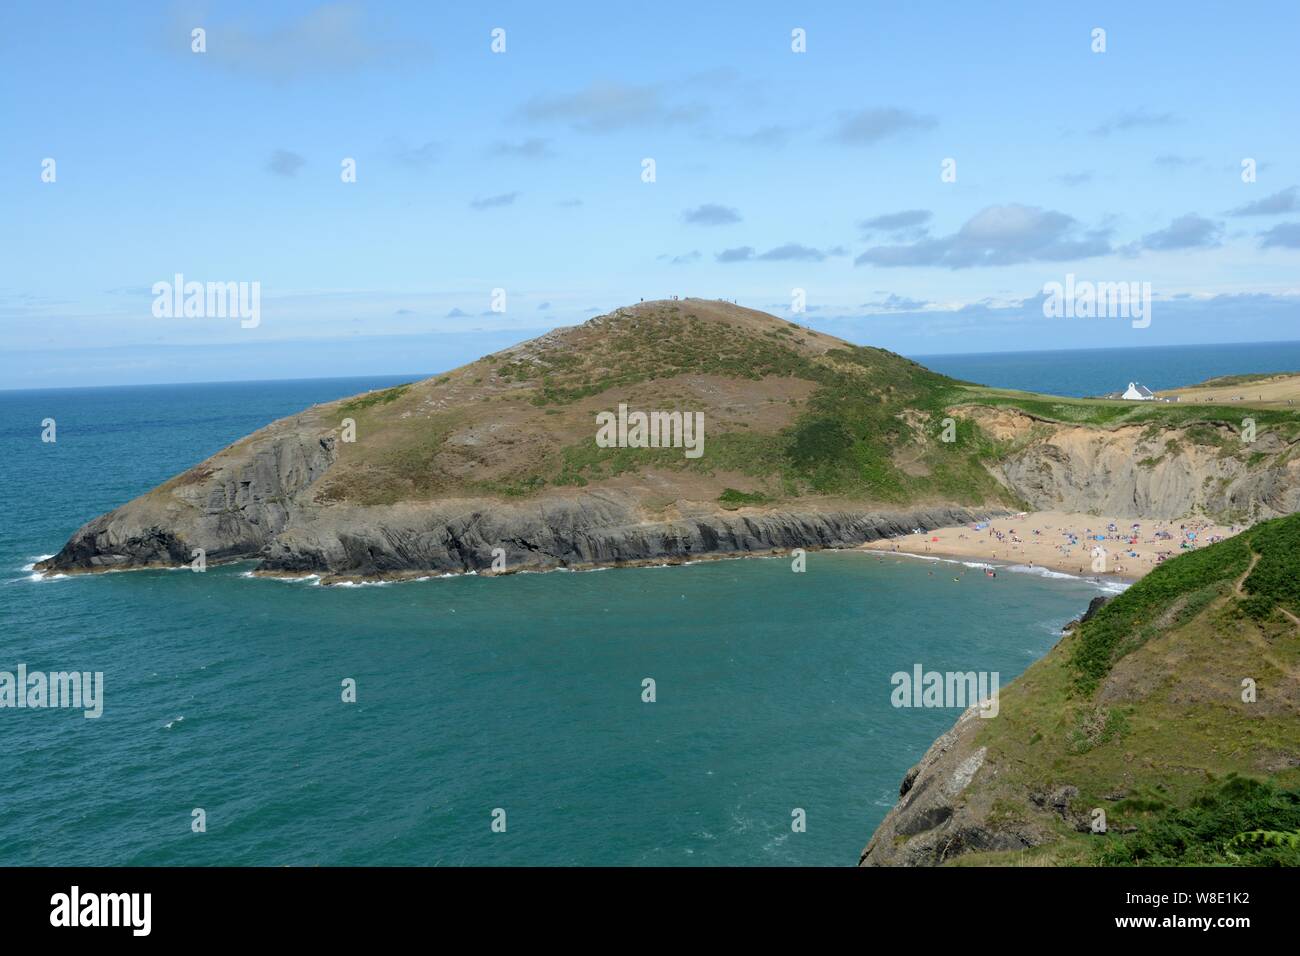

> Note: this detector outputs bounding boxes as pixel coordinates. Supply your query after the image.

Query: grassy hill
[898,513,1300,866]
[307,299,1300,515]
[311,298,1024,511]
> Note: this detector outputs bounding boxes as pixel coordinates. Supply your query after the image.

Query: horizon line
[6,338,1300,394]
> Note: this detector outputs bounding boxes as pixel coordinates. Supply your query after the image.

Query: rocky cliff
[964,406,1300,520]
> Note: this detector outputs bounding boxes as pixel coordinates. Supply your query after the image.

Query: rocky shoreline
[38,495,1010,584]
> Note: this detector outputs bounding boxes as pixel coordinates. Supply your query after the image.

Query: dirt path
[1234,552,1260,596]
[1234,550,1300,627]
[1229,549,1300,693]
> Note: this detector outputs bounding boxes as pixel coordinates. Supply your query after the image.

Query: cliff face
[261,501,1007,575]
[859,707,1033,866]
[964,405,1300,520]
[42,473,1003,579]
[43,410,337,570]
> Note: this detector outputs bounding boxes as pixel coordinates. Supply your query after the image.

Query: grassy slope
[953,513,1300,866]
[314,300,1021,508]
[304,300,1300,514]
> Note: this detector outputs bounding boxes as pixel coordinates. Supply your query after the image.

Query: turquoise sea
[5,343,1276,865]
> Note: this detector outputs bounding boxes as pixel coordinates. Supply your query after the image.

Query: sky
[3,0,1299,388]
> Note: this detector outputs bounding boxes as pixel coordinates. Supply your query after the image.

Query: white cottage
[1121,382,1156,401]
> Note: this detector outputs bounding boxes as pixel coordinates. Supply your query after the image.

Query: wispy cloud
[1138,213,1222,251]
[1259,222,1300,248]
[469,192,519,210]
[682,204,742,226]
[1227,186,1298,216]
[388,138,440,168]
[831,108,936,146]
[859,210,932,240]
[1055,171,1094,187]
[1090,109,1179,136]
[174,1,412,80]
[855,204,1112,269]
[733,125,792,148]
[266,149,305,177]
[860,293,932,312]
[517,81,706,133]
[716,243,833,263]
[490,138,554,159]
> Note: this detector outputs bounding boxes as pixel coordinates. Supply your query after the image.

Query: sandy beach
[861,510,1245,582]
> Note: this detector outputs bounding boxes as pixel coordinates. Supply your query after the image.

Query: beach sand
[860,510,1245,582]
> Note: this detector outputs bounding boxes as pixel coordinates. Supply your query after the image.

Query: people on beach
[871,512,1242,582]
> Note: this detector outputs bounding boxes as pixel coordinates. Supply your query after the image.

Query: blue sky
[3,0,1299,387]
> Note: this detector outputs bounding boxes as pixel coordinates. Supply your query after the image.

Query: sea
[2,340,1291,866]
[914,339,1300,397]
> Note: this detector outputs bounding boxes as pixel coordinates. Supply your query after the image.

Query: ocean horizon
[7,338,1300,399]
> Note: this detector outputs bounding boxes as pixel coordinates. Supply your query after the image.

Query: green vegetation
[519,309,820,407]
[961,513,1300,867]
[338,383,412,413]
[1239,515,1300,619]
[718,488,769,508]
[1093,776,1300,866]
[1068,533,1253,694]
[312,302,1300,512]
[1068,515,1300,693]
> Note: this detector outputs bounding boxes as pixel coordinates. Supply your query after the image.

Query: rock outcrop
[40,410,336,571]
[41,462,1005,579]
[859,707,1041,866]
